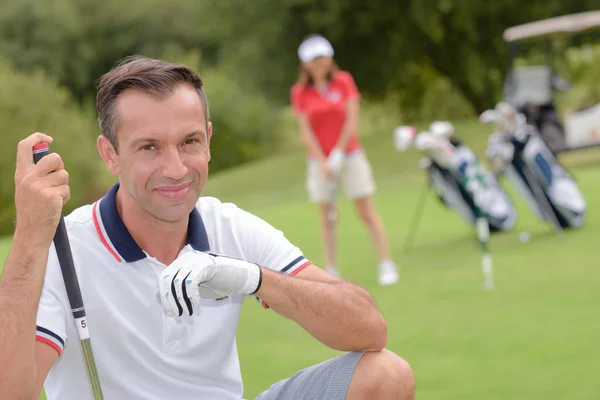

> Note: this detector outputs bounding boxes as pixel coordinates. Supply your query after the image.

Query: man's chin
[150,198,198,222]
[152,207,195,223]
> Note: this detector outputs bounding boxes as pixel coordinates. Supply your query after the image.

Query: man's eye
[141,144,156,151]
[184,138,199,145]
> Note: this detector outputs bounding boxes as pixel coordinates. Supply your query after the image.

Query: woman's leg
[319,203,338,275]
[342,151,398,285]
[353,196,398,285]
[353,196,391,261]
[307,158,339,276]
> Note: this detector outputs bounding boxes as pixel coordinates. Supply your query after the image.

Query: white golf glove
[158,250,262,317]
[326,148,345,176]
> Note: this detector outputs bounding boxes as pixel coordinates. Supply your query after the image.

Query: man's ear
[97,135,120,175]
[207,122,213,162]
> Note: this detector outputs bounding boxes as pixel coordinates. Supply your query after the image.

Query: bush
[0,59,101,235]
[0,0,218,103]
[390,63,476,124]
[555,43,600,115]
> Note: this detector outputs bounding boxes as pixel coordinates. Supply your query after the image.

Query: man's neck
[116,189,188,266]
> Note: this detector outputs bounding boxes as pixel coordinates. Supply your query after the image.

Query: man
[0,56,415,399]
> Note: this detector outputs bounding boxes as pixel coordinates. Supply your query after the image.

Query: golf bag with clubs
[394,122,517,233]
[481,102,587,229]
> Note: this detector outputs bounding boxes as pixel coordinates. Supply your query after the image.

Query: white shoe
[326,266,340,277]
[378,262,398,286]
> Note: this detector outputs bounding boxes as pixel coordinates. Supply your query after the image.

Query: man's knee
[347,349,415,400]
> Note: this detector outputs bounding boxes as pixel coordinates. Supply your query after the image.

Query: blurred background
[1,1,599,399]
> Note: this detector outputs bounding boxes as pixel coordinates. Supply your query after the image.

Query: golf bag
[486,124,586,229]
[425,137,517,233]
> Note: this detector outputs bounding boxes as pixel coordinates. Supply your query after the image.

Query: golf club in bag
[394,123,517,289]
[394,124,517,235]
[481,102,586,234]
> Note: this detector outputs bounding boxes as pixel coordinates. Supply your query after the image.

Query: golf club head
[413,131,435,151]
[429,121,455,139]
[393,125,417,152]
[479,109,497,124]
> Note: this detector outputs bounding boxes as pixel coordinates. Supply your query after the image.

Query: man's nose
[162,148,189,180]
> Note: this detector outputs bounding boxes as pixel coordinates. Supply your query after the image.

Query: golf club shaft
[82,339,103,398]
[402,174,431,253]
[326,179,337,268]
[33,145,104,400]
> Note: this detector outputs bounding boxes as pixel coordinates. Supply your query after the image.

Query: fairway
[1,119,599,399]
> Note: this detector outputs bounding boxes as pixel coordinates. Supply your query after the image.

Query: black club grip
[32,143,86,319]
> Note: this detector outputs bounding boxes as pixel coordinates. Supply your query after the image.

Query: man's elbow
[361,310,387,351]
[0,373,37,400]
[372,312,388,351]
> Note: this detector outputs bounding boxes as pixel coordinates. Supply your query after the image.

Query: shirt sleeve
[337,71,361,101]
[229,205,312,308]
[35,244,68,356]
[290,84,306,115]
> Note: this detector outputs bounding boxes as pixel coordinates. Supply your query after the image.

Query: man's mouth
[154,183,192,200]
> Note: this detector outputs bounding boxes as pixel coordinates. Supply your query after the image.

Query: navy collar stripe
[98,183,210,262]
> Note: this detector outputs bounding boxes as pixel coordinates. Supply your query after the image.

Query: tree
[209,0,600,114]
[0,59,101,235]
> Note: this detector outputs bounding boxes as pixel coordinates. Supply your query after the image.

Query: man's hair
[96,55,209,153]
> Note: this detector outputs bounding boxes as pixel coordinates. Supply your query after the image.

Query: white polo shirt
[36,183,311,400]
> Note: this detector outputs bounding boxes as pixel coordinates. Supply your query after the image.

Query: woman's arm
[334,98,360,151]
[295,113,327,165]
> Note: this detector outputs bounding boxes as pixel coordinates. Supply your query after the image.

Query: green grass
[2,119,600,399]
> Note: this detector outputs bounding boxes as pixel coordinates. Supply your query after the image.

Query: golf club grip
[54,218,87,319]
[33,146,87,321]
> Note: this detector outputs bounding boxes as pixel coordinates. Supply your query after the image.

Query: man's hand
[158,251,262,317]
[14,133,70,246]
[326,147,345,176]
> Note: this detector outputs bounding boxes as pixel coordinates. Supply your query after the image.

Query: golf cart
[503,11,600,154]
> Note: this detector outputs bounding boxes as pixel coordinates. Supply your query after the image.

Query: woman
[290,34,399,286]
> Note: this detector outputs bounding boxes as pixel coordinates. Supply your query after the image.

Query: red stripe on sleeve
[261,261,313,309]
[36,335,62,356]
[290,261,312,276]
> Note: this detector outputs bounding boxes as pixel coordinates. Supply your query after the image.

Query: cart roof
[504,11,600,42]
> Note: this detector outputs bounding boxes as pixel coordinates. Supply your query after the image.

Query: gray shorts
[254,352,365,400]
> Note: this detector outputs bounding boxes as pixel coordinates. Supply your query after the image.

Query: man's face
[99,83,212,223]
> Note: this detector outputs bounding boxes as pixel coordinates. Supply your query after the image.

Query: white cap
[298,35,335,63]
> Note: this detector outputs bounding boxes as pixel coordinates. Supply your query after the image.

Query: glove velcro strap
[249,265,263,295]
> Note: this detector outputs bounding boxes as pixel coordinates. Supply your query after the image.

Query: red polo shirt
[291,70,362,157]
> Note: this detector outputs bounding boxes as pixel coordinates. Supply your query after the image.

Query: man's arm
[0,234,50,399]
[255,264,387,352]
[0,133,68,399]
